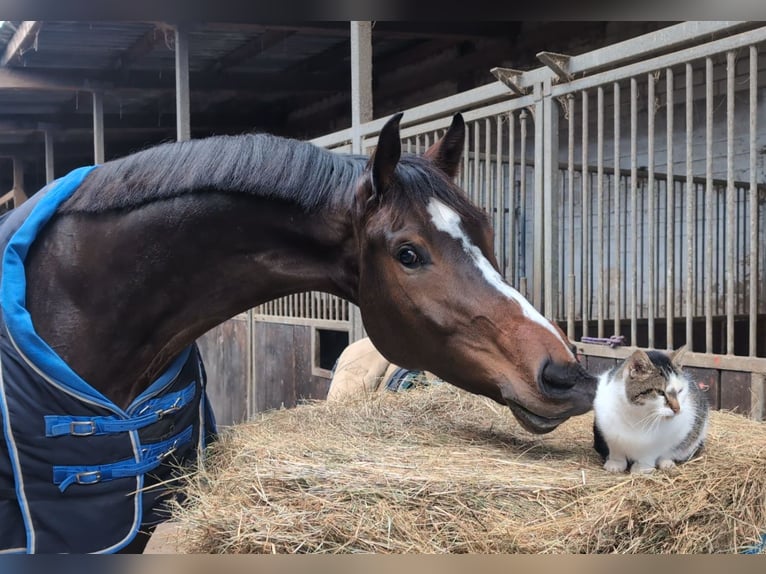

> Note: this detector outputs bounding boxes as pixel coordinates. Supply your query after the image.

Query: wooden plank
[253,322,296,413]
[196,318,250,426]
[719,370,752,415]
[585,356,617,375]
[577,342,766,374]
[685,366,720,410]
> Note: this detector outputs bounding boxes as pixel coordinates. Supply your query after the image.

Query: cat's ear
[670,345,688,369]
[625,349,653,380]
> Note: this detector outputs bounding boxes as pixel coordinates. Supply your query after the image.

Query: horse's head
[352,112,596,434]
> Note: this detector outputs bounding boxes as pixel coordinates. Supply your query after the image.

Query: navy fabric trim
[128,346,193,412]
[44,379,198,437]
[52,425,194,492]
[0,358,35,552]
[0,165,191,413]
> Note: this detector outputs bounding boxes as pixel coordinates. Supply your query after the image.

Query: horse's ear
[424,113,465,179]
[369,112,403,197]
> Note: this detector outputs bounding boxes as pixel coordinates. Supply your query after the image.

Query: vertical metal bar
[485,117,492,213]
[725,50,735,355]
[542,78,560,319]
[596,86,604,338]
[613,83,621,338]
[473,122,480,206]
[92,91,105,163]
[647,72,656,349]
[349,21,372,343]
[44,129,54,183]
[749,46,759,357]
[705,57,714,354]
[630,78,638,346]
[495,115,503,265]
[581,91,590,338]
[174,26,190,142]
[666,67,675,350]
[685,63,694,351]
[519,109,528,295]
[534,81,546,311]
[507,111,516,283]
[567,94,576,340]
[462,122,470,193]
[11,156,26,206]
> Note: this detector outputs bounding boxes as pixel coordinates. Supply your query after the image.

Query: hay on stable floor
[168,385,766,554]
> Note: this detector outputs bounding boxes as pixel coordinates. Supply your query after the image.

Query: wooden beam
[205,30,294,74]
[290,38,512,125]
[1,21,42,67]
[200,22,513,42]
[111,24,168,72]
[0,67,105,91]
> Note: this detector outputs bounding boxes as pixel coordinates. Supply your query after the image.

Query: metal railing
[256,22,766,377]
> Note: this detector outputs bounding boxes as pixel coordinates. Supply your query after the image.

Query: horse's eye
[397,246,421,269]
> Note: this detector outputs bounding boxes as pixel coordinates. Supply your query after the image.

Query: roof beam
[1,21,43,67]
[205,29,295,74]
[0,67,104,91]
[111,23,170,72]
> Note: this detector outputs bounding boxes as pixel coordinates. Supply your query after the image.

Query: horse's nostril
[539,361,597,401]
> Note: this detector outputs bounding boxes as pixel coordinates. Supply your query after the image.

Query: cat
[592,346,709,474]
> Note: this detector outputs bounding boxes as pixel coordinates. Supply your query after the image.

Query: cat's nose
[667,396,680,414]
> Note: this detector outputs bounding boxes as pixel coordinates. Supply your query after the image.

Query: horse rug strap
[0,166,217,554]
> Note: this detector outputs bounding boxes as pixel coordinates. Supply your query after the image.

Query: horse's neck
[25,191,358,408]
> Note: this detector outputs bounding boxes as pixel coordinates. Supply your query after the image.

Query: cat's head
[617,346,689,417]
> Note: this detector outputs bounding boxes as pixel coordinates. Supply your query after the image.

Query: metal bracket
[490,67,526,96]
[536,51,572,82]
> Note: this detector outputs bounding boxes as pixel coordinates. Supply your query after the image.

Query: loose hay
[167,385,766,554]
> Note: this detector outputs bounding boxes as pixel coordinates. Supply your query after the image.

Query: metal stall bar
[685,62,694,350]
[534,82,545,311]
[44,129,54,183]
[567,94,575,340]
[92,91,104,163]
[348,20,372,343]
[613,83,621,339]
[581,91,590,338]
[725,50,735,355]
[666,67,675,350]
[174,26,190,142]
[647,71,656,349]
[749,46,759,357]
[495,115,504,266]
[596,86,605,337]
[630,78,638,346]
[507,111,516,283]
[542,78,560,319]
[705,57,714,354]
[519,109,528,297]
[473,121,480,206]
[485,117,492,214]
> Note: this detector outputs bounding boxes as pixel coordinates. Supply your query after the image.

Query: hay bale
[168,385,766,554]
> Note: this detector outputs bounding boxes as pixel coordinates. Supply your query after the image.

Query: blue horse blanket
[0,166,216,554]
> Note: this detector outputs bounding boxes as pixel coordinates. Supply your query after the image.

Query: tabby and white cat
[593,346,709,474]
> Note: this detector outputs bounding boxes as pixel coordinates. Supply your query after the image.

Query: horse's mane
[60,132,478,218]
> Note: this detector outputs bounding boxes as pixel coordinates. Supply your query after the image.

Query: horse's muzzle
[537,360,597,412]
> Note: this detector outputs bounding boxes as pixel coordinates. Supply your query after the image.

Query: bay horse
[0,112,595,553]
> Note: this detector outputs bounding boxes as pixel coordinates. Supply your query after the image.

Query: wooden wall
[252,321,334,414]
[196,315,250,427]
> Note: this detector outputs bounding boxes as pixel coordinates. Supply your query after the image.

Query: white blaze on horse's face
[426,197,572,355]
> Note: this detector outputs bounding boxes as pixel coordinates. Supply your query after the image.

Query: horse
[0,112,596,553]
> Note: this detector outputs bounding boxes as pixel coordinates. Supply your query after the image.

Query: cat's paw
[604,459,628,473]
[657,458,676,470]
[630,463,656,475]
